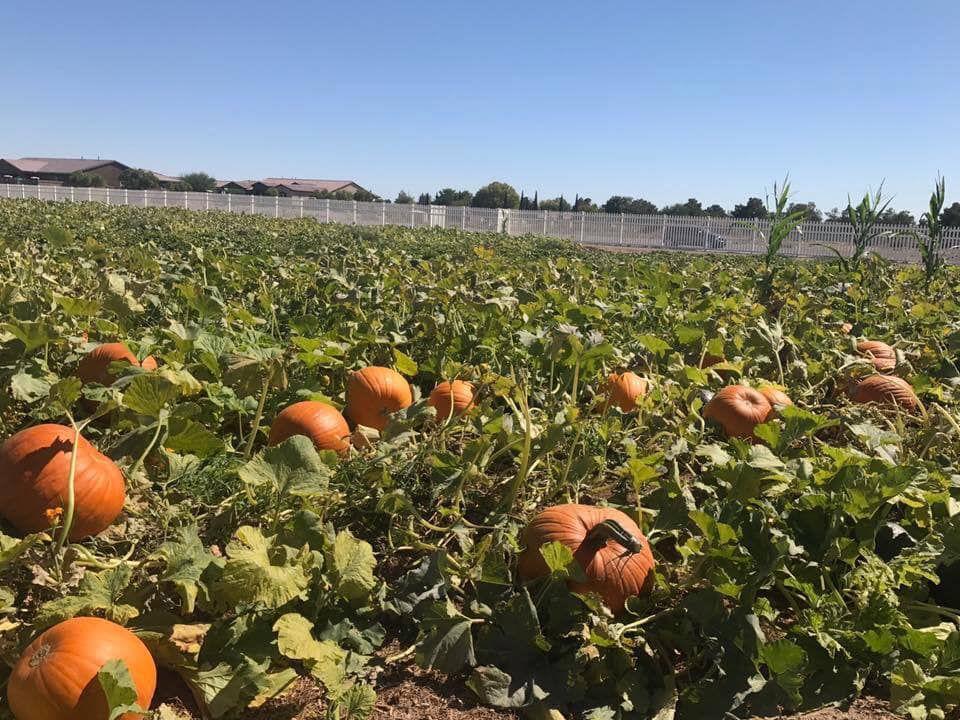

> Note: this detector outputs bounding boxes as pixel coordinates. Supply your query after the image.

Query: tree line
[63,170,960,227]
[392,181,960,227]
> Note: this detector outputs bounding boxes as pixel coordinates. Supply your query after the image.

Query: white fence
[3,182,959,264]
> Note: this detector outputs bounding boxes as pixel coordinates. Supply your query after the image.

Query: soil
[752,697,901,720]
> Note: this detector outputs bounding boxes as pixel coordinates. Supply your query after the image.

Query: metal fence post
[353,201,358,225]
[206,194,210,211]
[461,206,467,229]
[227,194,232,213]
[325,199,330,223]
[88,187,92,202]
[661,216,667,247]
[275,195,279,218]
[124,189,129,206]
[619,214,624,246]
[410,203,415,227]
[382,203,386,226]
[751,219,758,254]
[579,212,585,244]
[250,196,254,214]
[542,211,547,235]
[299,198,303,218]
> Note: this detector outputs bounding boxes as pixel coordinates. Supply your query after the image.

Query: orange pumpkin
[268,401,350,454]
[517,504,655,615]
[345,366,413,430]
[857,340,896,372]
[0,424,126,539]
[849,374,918,411]
[758,385,793,420]
[77,343,156,386]
[602,372,649,413]
[8,616,157,720]
[428,380,475,420]
[703,385,773,439]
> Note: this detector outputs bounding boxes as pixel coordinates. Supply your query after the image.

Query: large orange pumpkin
[757,385,793,420]
[517,504,655,615]
[428,380,475,420]
[77,343,156,386]
[857,340,896,372]
[268,401,350,454]
[849,375,918,411]
[8,616,157,720]
[0,424,126,539]
[602,372,649,413]
[703,385,773,439]
[345,367,413,430]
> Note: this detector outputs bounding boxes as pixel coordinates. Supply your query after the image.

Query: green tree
[879,208,916,226]
[395,191,413,204]
[180,172,217,192]
[603,196,658,214]
[941,201,960,227]
[785,202,822,223]
[573,196,599,212]
[119,168,161,190]
[471,181,520,209]
[417,193,432,205]
[540,196,571,212]
[731,197,768,219]
[434,188,473,206]
[65,171,105,188]
[704,204,727,217]
[662,198,704,216]
[352,189,377,202]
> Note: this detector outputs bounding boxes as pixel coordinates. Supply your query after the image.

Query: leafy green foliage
[0,197,958,719]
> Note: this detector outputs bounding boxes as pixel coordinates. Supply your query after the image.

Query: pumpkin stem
[586,519,644,554]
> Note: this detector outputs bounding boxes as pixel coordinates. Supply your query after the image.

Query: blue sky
[2,1,958,214]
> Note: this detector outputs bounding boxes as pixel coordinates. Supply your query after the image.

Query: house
[150,171,184,190]
[0,157,129,187]
[216,180,255,194]
[250,178,367,197]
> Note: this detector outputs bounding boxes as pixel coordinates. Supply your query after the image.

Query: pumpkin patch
[0,198,957,720]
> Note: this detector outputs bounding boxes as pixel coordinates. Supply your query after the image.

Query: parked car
[662,224,728,250]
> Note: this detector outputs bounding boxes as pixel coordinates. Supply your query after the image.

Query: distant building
[216,180,256,194]
[0,157,129,186]
[149,171,184,190]
[249,178,367,197]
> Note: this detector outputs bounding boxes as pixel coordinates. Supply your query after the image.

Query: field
[1,197,959,720]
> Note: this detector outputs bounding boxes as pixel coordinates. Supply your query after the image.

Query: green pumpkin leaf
[392,348,419,376]
[210,526,311,610]
[329,530,377,603]
[98,658,148,720]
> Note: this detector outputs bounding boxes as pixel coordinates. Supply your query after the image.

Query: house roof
[216,180,256,190]
[150,171,181,184]
[257,178,361,193]
[1,157,126,174]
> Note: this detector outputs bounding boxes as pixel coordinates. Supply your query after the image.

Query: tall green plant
[913,176,946,287]
[758,177,806,301]
[814,184,893,272]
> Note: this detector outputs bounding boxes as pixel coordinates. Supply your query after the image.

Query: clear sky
[2,1,958,214]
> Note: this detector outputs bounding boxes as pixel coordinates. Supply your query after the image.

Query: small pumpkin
[428,380,475,420]
[703,385,773,439]
[517,504,655,614]
[8,616,157,720]
[757,385,793,419]
[849,374,919,411]
[0,424,126,539]
[857,340,896,372]
[268,401,350,454]
[602,372,649,413]
[77,343,156,386]
[345,366,413,430]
